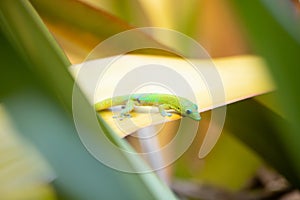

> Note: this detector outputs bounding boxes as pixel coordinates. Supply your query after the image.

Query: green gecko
[95,93,201,121]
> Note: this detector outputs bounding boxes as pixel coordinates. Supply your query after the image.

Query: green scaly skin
[95,93,201,121]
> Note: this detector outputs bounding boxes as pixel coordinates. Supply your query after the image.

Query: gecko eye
[185,109,192,115]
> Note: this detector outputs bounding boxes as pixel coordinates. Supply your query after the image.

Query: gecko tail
[95,98,111,111]
[95,95,129,111]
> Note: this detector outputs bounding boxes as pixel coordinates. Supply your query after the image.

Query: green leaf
[30,0,175,60]
[0,1,177,199]
[225,98,300,186]
[0,0,73,112]
[229,0,300,186]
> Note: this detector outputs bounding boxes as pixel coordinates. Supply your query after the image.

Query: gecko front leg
[158,104,172,117]
[113,99,135,120]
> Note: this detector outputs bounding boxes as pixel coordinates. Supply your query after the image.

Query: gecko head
[181,103,201,121]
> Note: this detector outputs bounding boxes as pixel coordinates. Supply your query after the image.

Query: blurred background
[0,0,300,199]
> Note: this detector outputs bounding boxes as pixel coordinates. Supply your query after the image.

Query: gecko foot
[112,113,131,120]
[165,113,172,117]
[160,112,172,117]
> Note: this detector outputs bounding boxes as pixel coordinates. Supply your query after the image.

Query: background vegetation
[0,0,299,199]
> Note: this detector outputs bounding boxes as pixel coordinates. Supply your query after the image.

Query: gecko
[95,93,201,121]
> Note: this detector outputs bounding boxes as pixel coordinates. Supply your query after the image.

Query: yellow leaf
[70,54,275,141]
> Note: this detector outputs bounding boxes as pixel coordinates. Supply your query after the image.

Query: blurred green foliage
[0,1,177,199]
[1,0,300,199]
[229,0,300,185]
